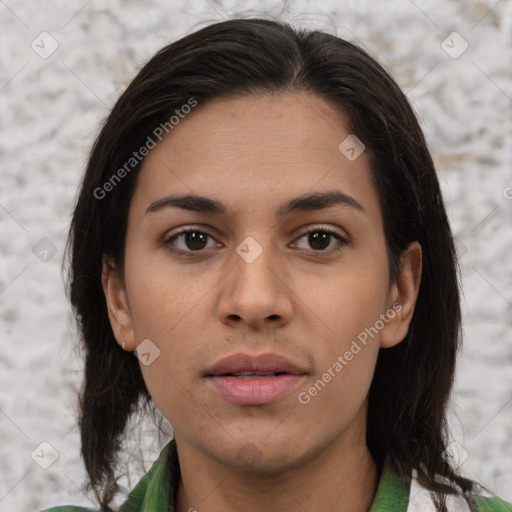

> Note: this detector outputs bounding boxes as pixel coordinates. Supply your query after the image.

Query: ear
[101,256,137,351]
[380,241,422,349]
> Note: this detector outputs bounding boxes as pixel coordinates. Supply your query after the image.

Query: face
[103,92,420,473]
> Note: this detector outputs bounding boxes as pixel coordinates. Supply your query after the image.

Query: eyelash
[163,225,348,257]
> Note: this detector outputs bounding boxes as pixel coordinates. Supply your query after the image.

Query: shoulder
[39,507,99,512]
[37,440,176,512]
[408,472,512,512]
[470,496,512,512]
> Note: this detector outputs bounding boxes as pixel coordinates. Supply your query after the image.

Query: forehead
[151,92,350,167]
[130,92,379,219]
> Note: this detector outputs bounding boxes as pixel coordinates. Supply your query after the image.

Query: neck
[175,425,379,512]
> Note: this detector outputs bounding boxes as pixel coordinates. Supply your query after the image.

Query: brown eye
[165,228,219,253]
[293,228,348,252]
[182,231,208,251]
[308,231,332,251]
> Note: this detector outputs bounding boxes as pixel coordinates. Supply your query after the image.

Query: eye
[292,226,348,252]
[164,227,221,254]
[164,225,348,256]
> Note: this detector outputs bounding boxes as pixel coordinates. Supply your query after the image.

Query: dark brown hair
[66,16,477,510]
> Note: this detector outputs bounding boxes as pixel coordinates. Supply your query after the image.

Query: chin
[213,437,312,475]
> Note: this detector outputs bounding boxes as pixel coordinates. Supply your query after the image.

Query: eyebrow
[145,190,364,216]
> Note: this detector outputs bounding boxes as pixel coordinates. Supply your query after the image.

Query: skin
[102,92,422,512]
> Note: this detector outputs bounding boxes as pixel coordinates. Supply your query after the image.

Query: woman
[42,17,511,512]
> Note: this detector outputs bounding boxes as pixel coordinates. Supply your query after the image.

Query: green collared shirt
[41,439,512,512]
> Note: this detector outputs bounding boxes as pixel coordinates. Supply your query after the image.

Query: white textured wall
[1,1,511,510]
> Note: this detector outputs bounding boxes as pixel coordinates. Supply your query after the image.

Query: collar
[119,439,410,512]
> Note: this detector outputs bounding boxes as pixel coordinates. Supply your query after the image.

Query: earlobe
[101,256,136,351]
[380,241,422,349]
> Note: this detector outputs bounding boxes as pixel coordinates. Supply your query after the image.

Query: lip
[206,352,307,376]
[205,352,308,405]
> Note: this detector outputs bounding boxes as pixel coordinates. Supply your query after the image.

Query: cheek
[296,277,385,429]
[124,253,210,343]
[125,258,215,398]
[300,261,389,394]
[307,261,390,343]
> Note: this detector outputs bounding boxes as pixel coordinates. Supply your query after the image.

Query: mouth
[219,371,290,378]
[204,353,307,405]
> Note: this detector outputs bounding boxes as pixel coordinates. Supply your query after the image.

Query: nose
[216,237,294,331]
